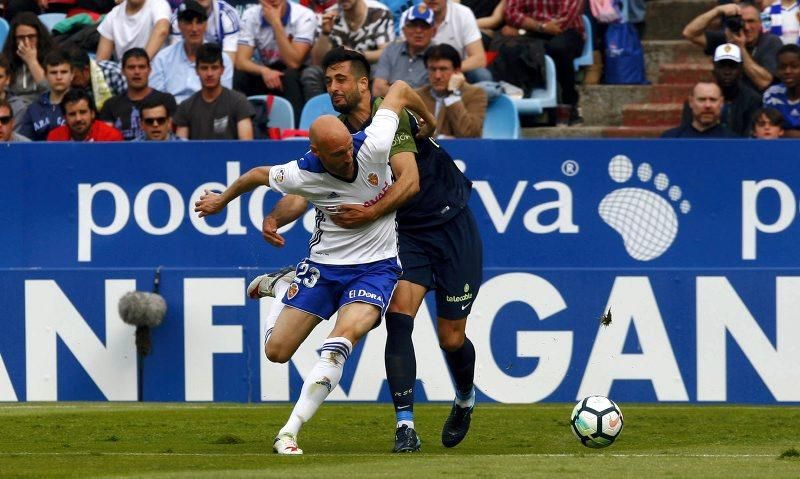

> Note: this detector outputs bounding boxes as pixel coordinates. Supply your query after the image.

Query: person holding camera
[683,1,782,92]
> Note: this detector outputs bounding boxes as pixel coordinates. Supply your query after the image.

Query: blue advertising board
[1,140,799,403]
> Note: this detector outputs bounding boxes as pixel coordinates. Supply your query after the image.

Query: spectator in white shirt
[96,0,173,62]
[235,0,317,124]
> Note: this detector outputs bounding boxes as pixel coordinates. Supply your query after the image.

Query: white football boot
[247,266,296,299]
[273,432,303,455]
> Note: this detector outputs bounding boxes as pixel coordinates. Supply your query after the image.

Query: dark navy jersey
[341,99,473,230]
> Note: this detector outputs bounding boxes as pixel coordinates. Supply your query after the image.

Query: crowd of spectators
[1,0,799,141]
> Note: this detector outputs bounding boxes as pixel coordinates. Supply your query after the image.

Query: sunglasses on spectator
[0,116,12,125]
[143,117,168,126]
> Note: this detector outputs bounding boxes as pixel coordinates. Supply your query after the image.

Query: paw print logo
[598,155,691,261]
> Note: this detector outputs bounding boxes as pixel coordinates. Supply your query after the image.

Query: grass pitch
[0,403,799,478]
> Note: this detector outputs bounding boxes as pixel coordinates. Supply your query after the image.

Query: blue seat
[38,13,66,32]
[482,95,520,139]
[512,54,557,115]
[248,95,295,130]
[0,18,9,51]
[299,93,337,130]
[574,15,593,71]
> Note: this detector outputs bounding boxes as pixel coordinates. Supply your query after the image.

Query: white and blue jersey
[268,108,402,320]
[763,83,800,129]
[269,109,400,265]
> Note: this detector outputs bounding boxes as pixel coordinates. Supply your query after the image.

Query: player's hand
[416,116,436,138]
[261,67,284,90]
[194,189,225,217]
[329,204,377,228]
[262,215,286,247]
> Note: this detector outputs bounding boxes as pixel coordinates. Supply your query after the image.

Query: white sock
[264,282,290,345]
[279,337,353,437]
[455,387,476,409]
[397,420,415,429]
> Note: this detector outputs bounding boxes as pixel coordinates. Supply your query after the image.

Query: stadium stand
[298,93,336,130]
[574,15,593,71]
[483,94,520,139]
[38,13,66,33]
[0,18,8,50]
[249,94,295,130]
[512,54,557,116]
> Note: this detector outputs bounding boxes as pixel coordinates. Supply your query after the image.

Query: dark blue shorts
[398,207,483,319]
[281,257,401,327]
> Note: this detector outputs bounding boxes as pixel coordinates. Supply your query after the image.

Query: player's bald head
[310,115,354,177]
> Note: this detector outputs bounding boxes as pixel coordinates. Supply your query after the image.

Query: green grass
[0,403,799,478]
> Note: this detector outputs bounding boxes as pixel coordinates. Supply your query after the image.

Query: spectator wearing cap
[47,89,124,142]
[502,0,584,125]
[401,0,491,83]
[372,4,437,97]
[416,43,486,138]
[763,44,800,138]
[168,0,242,62]
[174,43,255,140]
[96,0,173,62]
[235,0,317,125]
[0,99,30,142]
[662,82,738,138]
[150,0,234,103]
[683,2,782,92]
[99,48,178,141]
[135,94,184,141]
[680,43,761,137]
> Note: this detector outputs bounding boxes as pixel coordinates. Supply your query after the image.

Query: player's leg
[272,261,342,454]
[249,266,297,349]
[431,207,484,448]
[386,235,431,452]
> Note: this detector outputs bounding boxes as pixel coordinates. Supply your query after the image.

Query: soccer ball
[570,395,624,448]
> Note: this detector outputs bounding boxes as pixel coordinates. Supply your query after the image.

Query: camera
[725,15,744,33]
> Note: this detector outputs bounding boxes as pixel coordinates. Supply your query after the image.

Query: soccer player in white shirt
[194,80,435,455]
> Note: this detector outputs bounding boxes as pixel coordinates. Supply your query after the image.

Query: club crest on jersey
[287,282,299,300]
[275,168,286,183]
[366,172,379,187]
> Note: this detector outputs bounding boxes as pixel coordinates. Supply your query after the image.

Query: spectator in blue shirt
[762,44,800,138]
[17,49,73,141]
[149,0,234,103]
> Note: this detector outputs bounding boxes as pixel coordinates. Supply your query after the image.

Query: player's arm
[262,194,309,247]
[380,80,436,136]
[195,166,271,217]
[330,151,419,228]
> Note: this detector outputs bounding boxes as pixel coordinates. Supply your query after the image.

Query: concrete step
[602,126,669,138]
[578,85,651,125]
[647,84,694,103]
[644,0,717,41]
[643,40,708,82]
[520,125,667,138]
[622,103,683,127]
[658,62,713,84]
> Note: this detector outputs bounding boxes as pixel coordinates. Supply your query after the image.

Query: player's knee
[439,332,465,352]
[265,342,291,364]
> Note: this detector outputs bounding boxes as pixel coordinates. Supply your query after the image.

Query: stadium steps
[521,0,716,138]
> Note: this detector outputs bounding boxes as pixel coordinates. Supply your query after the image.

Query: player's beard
[331,89,361,114]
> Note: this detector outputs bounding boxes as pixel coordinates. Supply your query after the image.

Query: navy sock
[444,337,475,398]
[385,312,416,421]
